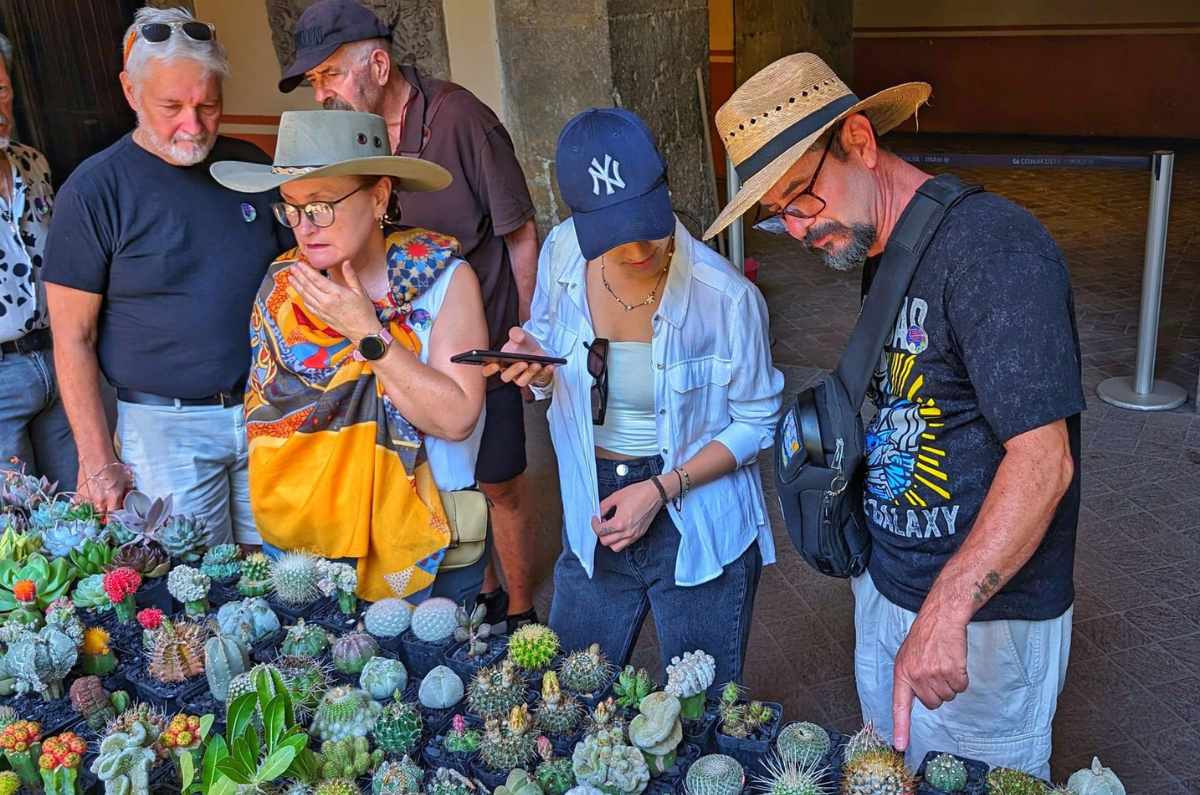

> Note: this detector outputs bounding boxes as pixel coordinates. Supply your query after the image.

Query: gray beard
[136,114,215,167]
[322,97,356,111]
[804,221,877,272]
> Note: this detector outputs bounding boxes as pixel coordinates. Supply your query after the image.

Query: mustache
[803,220,850,248]
[322,97,355,111]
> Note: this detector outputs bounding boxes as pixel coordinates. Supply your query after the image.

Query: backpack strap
[835,174,983,406]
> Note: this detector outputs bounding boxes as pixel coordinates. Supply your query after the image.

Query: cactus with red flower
[137,607,165,650]
[38,731,85,795]
[0,719,42,788]
[102,567,141,621]
[9,579,42,627]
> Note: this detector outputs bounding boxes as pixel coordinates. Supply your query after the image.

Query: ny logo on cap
[589,154,625,196]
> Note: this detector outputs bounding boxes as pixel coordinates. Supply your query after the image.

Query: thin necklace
[601,239,674,312]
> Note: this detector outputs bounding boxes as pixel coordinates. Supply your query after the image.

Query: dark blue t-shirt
[42,134,292,398]
[863,189,1084,622]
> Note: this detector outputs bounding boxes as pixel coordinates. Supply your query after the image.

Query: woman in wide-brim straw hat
[211,110,491,604]
[703,52,930,241]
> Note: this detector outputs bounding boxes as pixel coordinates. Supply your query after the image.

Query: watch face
[359,334,387,361]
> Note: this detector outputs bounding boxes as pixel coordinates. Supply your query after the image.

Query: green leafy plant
[196,665,318,795]
[66,538,115,579]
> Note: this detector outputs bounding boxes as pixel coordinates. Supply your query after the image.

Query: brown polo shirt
[392,65,535,355]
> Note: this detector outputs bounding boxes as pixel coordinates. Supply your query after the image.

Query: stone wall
[734,0,853,87]
[495,0,718,240]
[263,0,449,79]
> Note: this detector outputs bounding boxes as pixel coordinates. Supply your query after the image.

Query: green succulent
[0,554,74,612]
[612,666,654,711]
[776,722,831,768]
[507,623,560,671]
[924,753,967,792]
[986,767,1050,795]
[316,736,383,782]
[373,701,423,755]
[66,539,115,578]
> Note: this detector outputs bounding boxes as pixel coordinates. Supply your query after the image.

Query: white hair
[0,34,12,75]
[123,6,230,87]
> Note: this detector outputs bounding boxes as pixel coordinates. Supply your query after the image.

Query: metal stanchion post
[726,154,744,274]
[1098,151,1187,411]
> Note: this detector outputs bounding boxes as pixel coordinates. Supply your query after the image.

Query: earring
[378,216,386,230]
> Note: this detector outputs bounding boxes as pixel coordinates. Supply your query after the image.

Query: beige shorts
[851,570,1072,780]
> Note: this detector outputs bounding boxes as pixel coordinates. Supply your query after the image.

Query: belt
[117,388,244,407]
[0,328,52,355]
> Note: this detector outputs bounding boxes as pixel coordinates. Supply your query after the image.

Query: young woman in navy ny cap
[485,108,784,689]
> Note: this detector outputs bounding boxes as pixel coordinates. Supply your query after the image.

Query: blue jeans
[0,348,77,491]
[548,456,762,690]
[115,401,257,545]
[261,534,491,607]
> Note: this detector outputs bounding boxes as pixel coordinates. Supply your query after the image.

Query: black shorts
[475,383,527,484]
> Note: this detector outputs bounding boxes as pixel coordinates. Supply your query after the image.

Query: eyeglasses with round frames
[271,184,367,229]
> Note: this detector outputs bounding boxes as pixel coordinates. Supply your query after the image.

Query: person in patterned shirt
[0,33,78,490]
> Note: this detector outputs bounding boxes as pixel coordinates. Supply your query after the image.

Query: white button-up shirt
[0,143,54,343]
[526,217,785,586]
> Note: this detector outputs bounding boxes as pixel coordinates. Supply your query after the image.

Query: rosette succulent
[107,490,171,546]
[200,543,242,581]
[111,541,169,579]
[158,514,206,563]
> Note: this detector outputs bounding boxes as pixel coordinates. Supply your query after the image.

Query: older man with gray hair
[42,6,292,545]
[0,34,78,490]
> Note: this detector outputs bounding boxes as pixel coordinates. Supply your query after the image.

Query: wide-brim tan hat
[211,110,451,193]
[703,53,930,240]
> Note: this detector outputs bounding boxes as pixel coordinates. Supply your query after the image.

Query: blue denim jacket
[526,217,784,586]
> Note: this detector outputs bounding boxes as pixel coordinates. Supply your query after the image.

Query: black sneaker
[475,588,509,626]
[500,607,539,634]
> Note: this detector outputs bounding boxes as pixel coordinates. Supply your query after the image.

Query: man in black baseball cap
[279,0,545,633]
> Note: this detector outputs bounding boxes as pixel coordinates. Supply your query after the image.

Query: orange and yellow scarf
[245,228,459,601]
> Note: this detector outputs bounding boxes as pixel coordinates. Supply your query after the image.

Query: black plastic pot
[646,741,701,795]
[565,671,617,711]
[8,692,81,737]
[311,597,367,633]
[473,761,518,791]
[517,655,564,690]
[123,664,206,710]
[680,698,720,755]
[397,629,456,679]
[548,729,582,759]
[134,576,172,613]
[250,628,285,663]
[713,701,783,778]
[207,579,241,608]
[265,593,333,623]
[916,750,989,795]
[443,637,509,683]
[421,733,477,776]
[176,688,228,736]
[417,703,459,739]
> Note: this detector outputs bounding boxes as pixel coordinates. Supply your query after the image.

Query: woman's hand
[481,327,556,388]
[289,260,383,343]
[591,479,665,552]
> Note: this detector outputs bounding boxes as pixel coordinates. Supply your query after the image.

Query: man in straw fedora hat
[709,54,1083,778]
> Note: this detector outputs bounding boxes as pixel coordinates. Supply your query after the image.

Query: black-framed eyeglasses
[271,185,366,229]
[751,133,833,235]
[583,338,609,426]
[140,21,216,45]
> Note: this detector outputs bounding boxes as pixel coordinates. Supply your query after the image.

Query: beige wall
[443,0,505,122]
[709,0,732,50]
[854,0,1200,28]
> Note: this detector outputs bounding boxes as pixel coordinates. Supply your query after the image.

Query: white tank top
[409,260,485,491]
[592,341,659,457]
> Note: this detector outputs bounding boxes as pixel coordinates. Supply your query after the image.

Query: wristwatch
[354,327,394,362]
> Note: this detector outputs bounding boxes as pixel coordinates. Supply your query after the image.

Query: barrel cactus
[216,596,281,645]
[315,779,360,795]
[536,670,582,738]
[420,665,465,709]
[146,619,207,684]
[776,721,831,768]
[628,691,683,774]
[410,596,459,642]
[479,704,538,773]
[317,735,383,782]
[200,544,242,581]
[205,631,250,702]
[468,659,528,718]
[372,701,423,755]
[842,749,915,795]
[158,513,207,563]
[536,736,577,795]
[270,550,324,606]
[685,754,744,795]
[842,723,889,768]
[166,565,211,616]
[558,643,614,695]
[1065,758,1124,795]
[752,755,828,795]
[275,654,333,718]
[238,552,273,597]
[0,771,16,795]
[986,768,1049,795]
[311,685,383,742]
[924,753,967,793]
[571,726,650,795]
[281,618,332,658]
[360,656,408,701]
[665,650,715,719]
[364,597,413,638]
[6,625,77,700]
[372,756,424,795]
[332,623,380,675]
[508,623,560,672]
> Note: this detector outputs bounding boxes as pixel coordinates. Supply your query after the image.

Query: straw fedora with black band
[703,53,931,240]
[210,110,451,194]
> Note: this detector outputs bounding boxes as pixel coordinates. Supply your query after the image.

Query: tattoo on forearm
[972,571,1001,605]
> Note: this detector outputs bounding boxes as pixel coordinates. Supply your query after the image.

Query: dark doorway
[0,0,141,186]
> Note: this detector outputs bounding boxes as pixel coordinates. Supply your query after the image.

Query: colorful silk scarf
[246,228,460,601]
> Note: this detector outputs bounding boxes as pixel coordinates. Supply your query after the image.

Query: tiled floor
[521,134,1200,790]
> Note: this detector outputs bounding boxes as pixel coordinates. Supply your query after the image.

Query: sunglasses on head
[583,338,609,426]
[124,21,217,65]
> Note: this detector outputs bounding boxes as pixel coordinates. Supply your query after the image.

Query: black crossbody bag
[774,174,982,578]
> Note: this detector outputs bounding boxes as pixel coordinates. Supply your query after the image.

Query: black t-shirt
[862,189,1084,622]
[41,135,292,398]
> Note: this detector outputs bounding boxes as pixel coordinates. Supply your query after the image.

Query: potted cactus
[422,713,480,775]
[400,596,461,677]
[310,685,383,743]
[466,658,528,720]
[8,578,42,627]
[3,622,78,703]
[38,730,87,795]
[712,682,782,776]
[571,723,651,795]
[216,596,282,655]
[359,655,409,701]
[0,719,42,788]
[506,624,561,683]
[534,735,576,795]
[69,675,129,732]
[534,670,582,754]
[557,644,616,707]
[685,753,745,795]
[102,567,142,622]
[267,551,328,618]
[126,618,208,708]
[628,691,684,775]
[237,552,272,598]
[612,665,655,712]
[0,553,74,616]
[917,749,989,794]
[445,600,507,681]
[331,623,380,678]
[167,565,212,617]
[80,626,118,675]
[316,560,359,618]
[200,544,242,584]
[160,713,214,789]
[418,665,467,734]
[373,700,423,757]
[476,705,539,789]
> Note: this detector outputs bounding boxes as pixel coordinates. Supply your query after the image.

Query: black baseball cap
[278,0,391,93]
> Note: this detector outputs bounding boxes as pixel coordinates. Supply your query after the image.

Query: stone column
[263,0,449,79]
[494,0,717,240]
[734,0,852,87]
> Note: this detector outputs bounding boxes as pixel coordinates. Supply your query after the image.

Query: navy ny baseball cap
[555,108,674,261]
[279,0,392,93]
